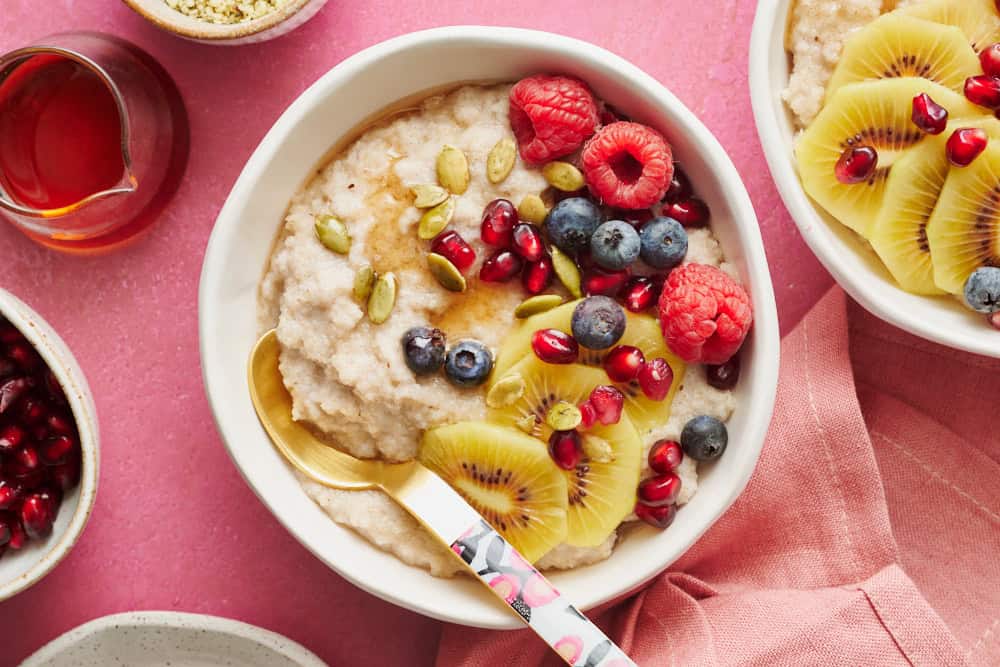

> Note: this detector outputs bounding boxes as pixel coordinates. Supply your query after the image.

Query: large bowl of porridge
[200,26,779,629]
[750,0,1000,357]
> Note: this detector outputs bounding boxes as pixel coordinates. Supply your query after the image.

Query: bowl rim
[119,0,321,41]
[0,289,100,602]
[748,0,1000,359]
[199,25,780,628]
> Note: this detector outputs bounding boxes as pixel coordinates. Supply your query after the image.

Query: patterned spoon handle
[395,469,637,666]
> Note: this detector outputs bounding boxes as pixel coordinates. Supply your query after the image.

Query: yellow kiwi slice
[796,77,982,237]
[898,0,1000,53]
[827,14,981,99]
[487,357,642,548]
[419,421,567,563]
[870,116,1000,294]
[926,142,1000,294]
[493,300,685,438]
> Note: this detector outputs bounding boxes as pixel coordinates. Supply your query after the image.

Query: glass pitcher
[0,32,189,253]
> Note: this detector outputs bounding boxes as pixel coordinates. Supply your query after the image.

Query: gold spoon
[249,329,636,666]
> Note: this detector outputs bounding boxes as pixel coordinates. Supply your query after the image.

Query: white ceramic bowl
[21,611,326,666]
[199,26,780,629]
[0,289,99,602]
[120,0,329,45]
[750,0,1000,358]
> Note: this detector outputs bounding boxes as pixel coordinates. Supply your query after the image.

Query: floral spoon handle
[396,470,637,666]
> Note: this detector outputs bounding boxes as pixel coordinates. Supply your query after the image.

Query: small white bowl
[22,611,325,666]
[120,0,329,45]
[0,289,99,601]
[199,26,780,629]
[749,0,1000,358]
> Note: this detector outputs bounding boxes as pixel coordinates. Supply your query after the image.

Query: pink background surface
[0,1,831,664]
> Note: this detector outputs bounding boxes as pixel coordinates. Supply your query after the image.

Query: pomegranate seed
[604,345,645,383]
[0,517,9,547]
[40,435,74,465]
[664,198,710,227]
[13,445,40,475]
[431,231,477,273]
[0,424,25,452]
[5,516,25,549]
[911,93,948,135]
[6,343,38,371]
[50,455,81,491]
[0,377,29,414]
[0,359,16,382]
[589,385,624,426]
[19,397,47,424]
[43,369,66,404]
[479,250,523,283]
[964,75,1000,109]
[0,323,23,345]
[663,167,692,203]
[0,480,23,510]
[621,276,657,312]
[981,43,1000,77]
[20,488,58,540]
[46,412,75,437]
[835,146,878,184]
[582,268,630,296]
[480,199,518,247]
[531,329,579,364]
[648,440,683,475]
[548,431,582,470]
[522,255,554,294]
[637,357,674,401]
[511,223,545,262]
[578,401,598,429]
[706,356,741,390]
[638,473,682,507]
[947,128,988,166]
[635,502,677,529]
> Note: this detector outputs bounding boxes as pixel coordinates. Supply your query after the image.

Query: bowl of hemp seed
[121,0,330,44]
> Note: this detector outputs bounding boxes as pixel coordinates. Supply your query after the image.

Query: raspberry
[582,122,673,210]
[658,264,752,364]
[509,75,598,165]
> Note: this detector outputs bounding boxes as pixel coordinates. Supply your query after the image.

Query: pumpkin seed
[517,194,548,224]
[515,413,540,435]
[411,184,449,208]
[486,373,526,408]
[514,294,564,319]
[487,138,516,184]
[546,401,582,431]
[367,272,397,324]
[418,197,455,240]
[353,264,376,302]
[436,145,470,194]
[550,246,582,298]
[315,215,351,254]
[582,435,615,463]
[427,253,467,292]
[542,161,585,192]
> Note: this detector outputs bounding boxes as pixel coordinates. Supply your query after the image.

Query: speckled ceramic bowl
[21,611,327,666]
[0,289,99,602]
[120,0,330,45]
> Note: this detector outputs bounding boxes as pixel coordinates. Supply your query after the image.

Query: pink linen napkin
[436,287,1000,666]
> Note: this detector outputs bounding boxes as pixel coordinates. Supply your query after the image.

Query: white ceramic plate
[21,611,327,666]
[749,0,1000,357]
[199,26,780,629]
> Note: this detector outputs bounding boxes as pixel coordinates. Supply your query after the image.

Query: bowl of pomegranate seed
[0,289,98,601]
[750,0,1000,357]
[201,26,779,629]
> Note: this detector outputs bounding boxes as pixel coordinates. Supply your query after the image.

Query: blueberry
[680,415,728,462]
[571,296,626,350]
[445,340,494,387]
[963,267,1000,313]
[639,217,688,269]
[545,197,603,255]
[402,326,446,376]
[590,220,641,270]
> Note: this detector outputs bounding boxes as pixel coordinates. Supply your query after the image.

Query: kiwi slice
[493,300,686,438]
[827,14,980,99]
[870,117,1000,294]
[898,0,1000,53]
[926,142,1000,294]
[419,421,567,563]
[487,356,642,548]
[796,77,981,237]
